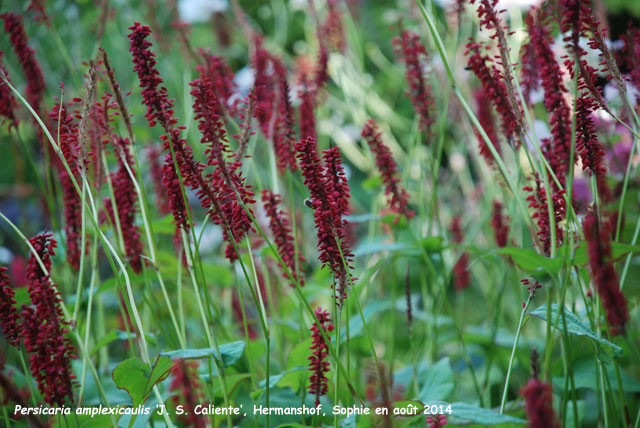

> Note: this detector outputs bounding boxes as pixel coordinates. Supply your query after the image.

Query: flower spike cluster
[583,211,629,335]
[273,61,298,173]
[521,350,559,428]
[296,137,354,305]
[21,233,76,406]
[361,119,414,219]
[190,72,256,261]
[262,189,305,287]
[308,307,334,406]
[473,88,500,166]
[0,267,20,346]
[524,174,566,257]
[392,29,436,133]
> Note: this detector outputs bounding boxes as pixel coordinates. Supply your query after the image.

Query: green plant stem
[499,294,531,414]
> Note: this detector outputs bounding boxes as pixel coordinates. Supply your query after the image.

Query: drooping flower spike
[296,137,354,305]
[0,267,20,347]
[361,119,414,219]
[451,216,470,291]
[308,307,334,407]
[262,189,305,287]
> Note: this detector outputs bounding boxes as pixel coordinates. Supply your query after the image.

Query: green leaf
[449,402,526,424]
[112,357,151,408]
[146,355,172,394]
[160,341,246,367]
[417,236,443,253]
[560,357,640,391]
[496,247,562,275]
[529,304,622,362]
[419,358,454,402]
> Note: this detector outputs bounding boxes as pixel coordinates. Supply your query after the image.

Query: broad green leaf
[287,338,313,369]
[449,402,526,424]
[419,358,454,402]
[496,247,562,275]
[559,357,640,392]
[340,300,394,341]
[112,357,150,408]
[529,304,622,362]
[146,355,173,394]
[160,341,246,367]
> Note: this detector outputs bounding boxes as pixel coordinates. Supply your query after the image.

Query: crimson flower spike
[308,307,334,407]
[473,88,500,166]
[296,137,354,305]
[0,53,19,129]
[525,10,572,189]
[298,71,317,141]
[21,233,76,406]
[262,189,305,287]
[49,104,85,271]
[520,349,559,428]
[322,0,345,52]
[361,119,414,219]
[524,174,566,257]
[392,29,436,134]
[197,49,238,115]
[490,200,509,248]
[583,211,629,335]
[465,41,522,145]
[105,137,145,273]
[575,93,610,201]
[450,216,470,291]
[273,61,299,173]
[0,267,20,347]
[1,13,46,115]
[251,35,278,137]
[190,73,256,262]
[169,360,207,428]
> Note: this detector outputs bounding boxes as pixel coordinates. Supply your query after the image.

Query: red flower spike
[0,53,19,129]
[0,267,20,347]
[296,137,354,305]
[322,0,346,52]
[197,50,238,115]
[169,360,207,428]
[465,41,522,144]
[451,216,470,291]
[490,200,509,248]
[49,104,86,271]
[21,233,76,406]
[105,137,145,273]
[298,72,317,141]
[251,35,278,136]
[525,11,573,188]
[392,29,436,133]
[1,13,46,115]
[583,211,629,335]
[190,74,256,262]
[575,93,610,201]
[524,174,566,257]
[473,88,501,166]
[262,190,305,287]
[361,119,414,219]
[427,414,448,428]
[273,61,298,173]
[308,307,334,407]
[521,379,559,428]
